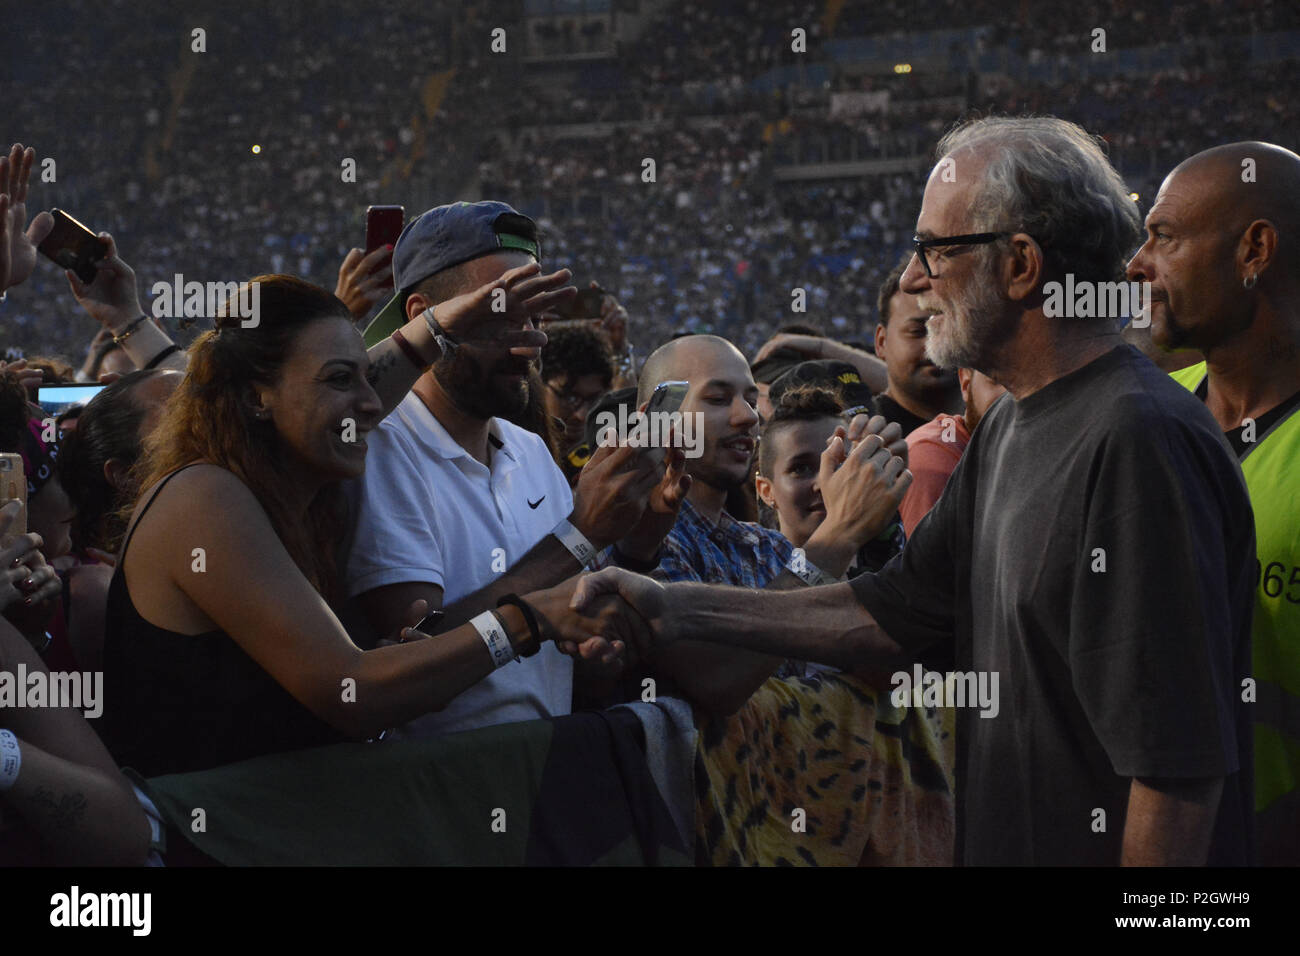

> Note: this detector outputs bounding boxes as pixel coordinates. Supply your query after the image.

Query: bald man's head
[638,334,761,492]
[1126,141,1300,351]
[637,335,749,406]
[1172,142,1300,264]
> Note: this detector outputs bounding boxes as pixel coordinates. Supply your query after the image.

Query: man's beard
[925,259,1013,370]
[437,351,533,421]
[691,441,754,494]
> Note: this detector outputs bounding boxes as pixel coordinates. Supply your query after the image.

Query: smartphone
[37,383,106,417]
[644,380,688,419]
[558,286,605,320]
[0,454,26,536]
[37,209,109,284]
[365,205,404,254]
[637,380,689,456]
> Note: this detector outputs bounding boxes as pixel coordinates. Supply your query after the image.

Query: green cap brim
[363,290,409,348]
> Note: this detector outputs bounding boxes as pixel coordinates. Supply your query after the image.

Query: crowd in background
[0,0,1297,871]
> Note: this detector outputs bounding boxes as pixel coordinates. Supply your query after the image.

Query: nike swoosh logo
[528,496,545,509]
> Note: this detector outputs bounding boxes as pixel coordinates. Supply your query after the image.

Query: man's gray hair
[937,116,1142,285]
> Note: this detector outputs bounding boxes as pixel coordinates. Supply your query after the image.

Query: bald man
[618,334,909,715]
[1128,141,1300,865]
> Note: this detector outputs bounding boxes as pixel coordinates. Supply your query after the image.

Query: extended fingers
[15,146,34,203]
[847,432,885,463]
[26,209,53,248]
[522,285,576,316]
[512,266,571,300]
[498,261,542,288]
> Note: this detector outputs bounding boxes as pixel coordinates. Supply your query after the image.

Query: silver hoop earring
[1244,274,1258,290]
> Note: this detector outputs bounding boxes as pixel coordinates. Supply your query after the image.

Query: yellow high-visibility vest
[1172,362,1300,835]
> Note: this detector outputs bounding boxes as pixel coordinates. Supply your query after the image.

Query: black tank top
[100,464,343,777]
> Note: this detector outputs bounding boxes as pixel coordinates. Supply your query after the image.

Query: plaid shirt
[653,498,808,678]
[652,498,793,587]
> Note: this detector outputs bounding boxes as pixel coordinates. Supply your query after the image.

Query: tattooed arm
[0,618,151,865]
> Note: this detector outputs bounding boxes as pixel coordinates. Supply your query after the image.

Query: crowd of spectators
[5,0,1297,369]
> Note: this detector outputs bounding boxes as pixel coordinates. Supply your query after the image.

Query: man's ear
[1004,233,1044,303]
[957,367,974,406]
[1238,219,1278,283]
[873,320,888,358]
[406,291,431,323]
[754,473,776,510]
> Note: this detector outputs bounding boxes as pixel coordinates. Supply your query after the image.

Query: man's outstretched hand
[0,144,55,293]
[425,261,574,357]
[569,567,670,661]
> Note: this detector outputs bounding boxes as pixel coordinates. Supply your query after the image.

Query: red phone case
[365,206,404,254]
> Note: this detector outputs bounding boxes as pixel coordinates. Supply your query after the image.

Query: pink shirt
[900,413,970,538]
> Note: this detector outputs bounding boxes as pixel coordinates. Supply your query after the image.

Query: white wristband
[788,551,835,587]
[553,517,597,569]
[0,730,21,791]
[471,611,516,669]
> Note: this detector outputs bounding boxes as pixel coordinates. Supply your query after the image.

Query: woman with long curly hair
[99,267,638,777]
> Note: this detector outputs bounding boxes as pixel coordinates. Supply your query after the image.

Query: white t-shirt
[345,392,575,736]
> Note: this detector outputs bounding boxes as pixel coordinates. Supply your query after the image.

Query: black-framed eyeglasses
[545,381,600,412]
[912,232,1014,278]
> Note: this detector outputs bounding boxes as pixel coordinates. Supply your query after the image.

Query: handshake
[459,569,667,679]
[526,409,907,673]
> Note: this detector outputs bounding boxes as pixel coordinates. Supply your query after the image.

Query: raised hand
[752,332,824,366]
[0,358,44,392]
[802,427,911,575]
[595,283,630,352]
[0,502,61,633]
[335,245,394,320]
[65,232,145,333]
[841,412,908,466]
[570,440,665,550]
[0,144,55,293]
[426,261,574,356]
[615,446,690,563]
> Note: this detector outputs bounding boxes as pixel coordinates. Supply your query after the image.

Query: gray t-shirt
[852,345,1255,865]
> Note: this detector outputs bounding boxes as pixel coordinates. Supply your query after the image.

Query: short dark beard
[436,350,531,421]
[690,447,752,496]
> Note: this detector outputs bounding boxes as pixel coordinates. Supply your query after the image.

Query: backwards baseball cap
[769,360,876,418]
[362,200,541,347]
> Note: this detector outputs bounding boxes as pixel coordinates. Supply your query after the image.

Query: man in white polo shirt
[346,201,664,736]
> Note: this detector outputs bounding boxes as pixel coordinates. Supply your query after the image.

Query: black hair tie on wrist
[496,593,543,657]
[143,344,182,370]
